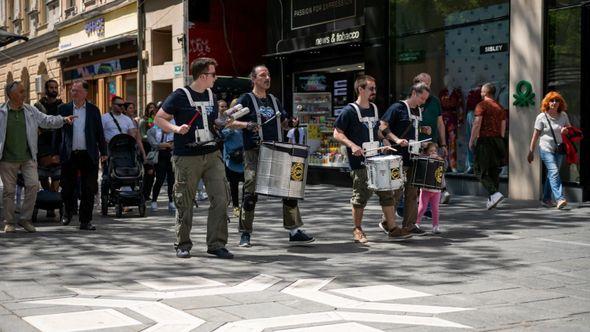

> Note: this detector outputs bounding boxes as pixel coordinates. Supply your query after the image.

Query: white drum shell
[255,142,309,199]
[365,155,404,191]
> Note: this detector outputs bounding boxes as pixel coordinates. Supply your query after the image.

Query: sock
[289,228,299,236]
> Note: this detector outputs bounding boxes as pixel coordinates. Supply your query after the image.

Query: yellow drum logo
[390,168,401,180]
[435,166,444,185]
[291,162,305,182]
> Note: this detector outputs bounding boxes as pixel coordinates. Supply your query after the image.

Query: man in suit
[59,80,107,230]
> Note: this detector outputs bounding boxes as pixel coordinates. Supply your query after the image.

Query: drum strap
[249,93,283,142]
[402,100,423,144]
[349,102,378,142]
[181,87,215,145]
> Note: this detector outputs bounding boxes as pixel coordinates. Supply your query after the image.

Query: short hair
[541,91,568,113]
[482,83,496,96]
[217,99,227,106]
[250,64,268,80]
[412,73,430,84]
[111,95,124,104]
[422,142,438,153]
[353,75,376,97]
[190,57,218,80]
[4,80,20,99]
[72,79,89,90]
[409,82,430,95]
[45,79,58,91]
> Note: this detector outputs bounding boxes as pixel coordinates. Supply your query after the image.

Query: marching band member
[333,75,412,244]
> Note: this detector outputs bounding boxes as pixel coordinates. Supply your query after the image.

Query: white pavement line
[67,274,281,299]
[137,276,225,291]
[215,310,472,331]
[23,308,141,332]
[330,285,431,301]
[282,279,471,314]
[538,238,590,247]
[26,298,205,332]
[277,322,383,332]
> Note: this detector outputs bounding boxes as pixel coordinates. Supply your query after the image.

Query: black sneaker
[289,230,315,243]
[207,247,234,259]
[239,232,251,247]
[176,248,191,258]
[409,225,426,235]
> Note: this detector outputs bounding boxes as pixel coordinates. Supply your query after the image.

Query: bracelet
[440,145,447,148]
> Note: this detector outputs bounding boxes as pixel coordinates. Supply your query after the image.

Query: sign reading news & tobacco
[292,0,356,30]
[276,26,363,53]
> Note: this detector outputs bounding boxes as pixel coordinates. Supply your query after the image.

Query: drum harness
[180,87,223,149]
[349,102,380,158]
[248,92,283,143]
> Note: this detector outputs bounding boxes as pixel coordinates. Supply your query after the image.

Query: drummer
[230,64,315,247]
[333,75,412,244]
[379,82,431,236]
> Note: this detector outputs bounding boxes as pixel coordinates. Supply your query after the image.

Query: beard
[47,91,58,98]
[368,93,376,102]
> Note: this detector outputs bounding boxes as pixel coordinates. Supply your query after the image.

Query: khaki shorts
[350,168,395,208]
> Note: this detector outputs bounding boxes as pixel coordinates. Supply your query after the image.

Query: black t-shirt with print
[334,103,380,170]
[237,93,287,150]
[162,86,219,156]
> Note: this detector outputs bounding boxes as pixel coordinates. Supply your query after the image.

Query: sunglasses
[366,86,376,91]
[203,72,217,78]
[113,103,125,107]
[549,98,560,103]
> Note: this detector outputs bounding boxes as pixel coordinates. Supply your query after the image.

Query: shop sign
[397,50,425,64]
[292,0,356,30]
[174,65,183,78]
[313,27,362,47]
[480,43,507,54]
[85,17,105,37]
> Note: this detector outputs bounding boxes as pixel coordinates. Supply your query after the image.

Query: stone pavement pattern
[1,184,589,331]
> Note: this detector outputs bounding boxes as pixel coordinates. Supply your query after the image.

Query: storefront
[266,0,388,181]
[52,3,138,114]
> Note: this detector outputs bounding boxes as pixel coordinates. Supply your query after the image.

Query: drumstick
[364,146,397,153]
[186,109,202,127]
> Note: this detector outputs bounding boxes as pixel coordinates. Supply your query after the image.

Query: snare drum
[255,141,309,199]
[410,157,445,190]
[365,155,404,191]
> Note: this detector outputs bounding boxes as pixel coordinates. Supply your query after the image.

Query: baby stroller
[101,133,146,217]
[14,173,63,223]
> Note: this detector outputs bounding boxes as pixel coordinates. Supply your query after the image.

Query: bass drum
[255,141,309,199]
[410,157,445,190]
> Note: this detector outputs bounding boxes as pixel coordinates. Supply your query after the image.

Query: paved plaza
[1,184,589,331]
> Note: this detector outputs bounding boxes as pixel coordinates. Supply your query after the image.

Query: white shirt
[102,112,136,142]
[287,127,306,145]
[534,112,570,153]
[72,103,87,150]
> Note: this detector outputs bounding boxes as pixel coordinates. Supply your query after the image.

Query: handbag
[146,150,159,165]
[38,154,60,167]
[544,113,566,155]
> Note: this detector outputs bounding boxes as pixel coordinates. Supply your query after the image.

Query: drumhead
[366,155,402,162]
[261,141,309,158]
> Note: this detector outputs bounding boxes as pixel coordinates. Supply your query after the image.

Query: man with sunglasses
[230,64,315,248]
[0,81,75,233]
[155,57,233,259]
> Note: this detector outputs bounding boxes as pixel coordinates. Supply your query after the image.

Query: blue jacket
[59,101,107,165]
[222,127,244,173]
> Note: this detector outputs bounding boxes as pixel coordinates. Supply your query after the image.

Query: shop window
[151,80,173,106]
[124,75,137,109]
[391,0,509,175]
[546,5,582,184]
[151,27,172,66]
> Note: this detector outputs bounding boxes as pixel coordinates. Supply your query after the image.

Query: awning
[50,32,137,59]
[0,28,28,47]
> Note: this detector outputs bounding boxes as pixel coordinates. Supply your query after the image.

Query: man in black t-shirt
[334,75,411,244]
[380,82,430,235]
[230,65,314,247]
[154,57,233,259]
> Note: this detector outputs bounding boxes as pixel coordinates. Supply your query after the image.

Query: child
[416,142,443,234]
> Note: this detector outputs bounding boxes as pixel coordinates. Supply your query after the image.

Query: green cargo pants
[240,149,303,234]
[172,151,229,251]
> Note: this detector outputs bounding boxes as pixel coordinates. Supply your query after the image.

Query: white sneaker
[196,191,208,201]
[150,201,158,212]
[440,191,451,204]
[168,201,176,212]
[486,192,504,210]
[432,225,441,234]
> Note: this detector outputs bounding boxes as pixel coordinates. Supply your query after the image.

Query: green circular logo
[513,80,536,107]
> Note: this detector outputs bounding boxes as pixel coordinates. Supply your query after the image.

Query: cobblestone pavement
[1,184,589,331]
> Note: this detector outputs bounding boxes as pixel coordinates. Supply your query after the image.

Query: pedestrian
[230,64,315,247]
[154,57,233,259]
[0,81,75,233]
[380,82,431,235]
[140,102,157,201]
[469,83,506,210]
[35,79,64,218]
[220,99,244,218]
[527,91,570,209]
[122,101,147,160]
[415,142,443,234]
[287,117,305,145]
[59,80,107,230]
[147,121,175,213]
[333,75,411,243]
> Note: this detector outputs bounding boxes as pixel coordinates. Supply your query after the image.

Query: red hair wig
[541,91,567,113]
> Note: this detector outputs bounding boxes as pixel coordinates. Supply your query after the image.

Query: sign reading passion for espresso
[292,0,356,29]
